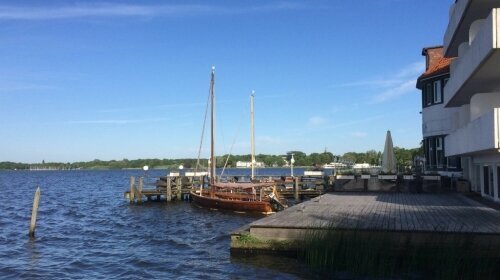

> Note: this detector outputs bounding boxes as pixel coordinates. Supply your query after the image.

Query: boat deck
[244,193,500,242]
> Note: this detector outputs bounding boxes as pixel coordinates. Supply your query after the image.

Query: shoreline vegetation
[0,147,421,171]
[299,226,499,279]
[232,227,499,279]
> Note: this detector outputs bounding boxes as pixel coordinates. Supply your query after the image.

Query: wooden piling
[166,176,172,202]
[129,176,136,203]
[29,186,41,238]
[294,177,300,202]
[137,177,143,203]
[176,176,182,201]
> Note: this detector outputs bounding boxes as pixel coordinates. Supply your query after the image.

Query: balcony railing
[444,0,500,57]
[444,0,470,56]
[445,108,500,156]
[444,8,500,107]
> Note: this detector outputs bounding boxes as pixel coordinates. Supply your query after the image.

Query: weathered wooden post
[177,176,183,201]
[166,176,172,202]
[294,177,300,202]
[29,186,41,238]
[186,176,194,201]
[129,176,136,203]
[137,177,143,203]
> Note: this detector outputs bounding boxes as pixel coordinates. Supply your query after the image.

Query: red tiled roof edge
[416,57,452,88]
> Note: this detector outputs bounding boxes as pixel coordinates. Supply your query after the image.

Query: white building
[417,46,462,175]
[323,162,349,169]
[420,0,500,201]
[235,161,264,168]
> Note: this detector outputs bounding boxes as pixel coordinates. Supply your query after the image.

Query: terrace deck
[238,193,500,244]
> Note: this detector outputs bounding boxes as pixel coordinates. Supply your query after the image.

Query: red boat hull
[190,191,274,214]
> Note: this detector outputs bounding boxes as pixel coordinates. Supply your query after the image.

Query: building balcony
[444,0,500,57]
[444,8,500,107]
[445,108,500,156]
[422,104,453,137]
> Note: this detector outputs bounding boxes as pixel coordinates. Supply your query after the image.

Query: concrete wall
[423,104,450,137]
[444,0,470,54]
[470,92,500,120]
[450,104,470,130]
[444,10,495,106]
[497,9,500,48]
[471,153,500,164]
[445,108,499,156]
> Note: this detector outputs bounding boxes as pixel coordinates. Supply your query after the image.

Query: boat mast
[250,91,255,180]
[210,66,216,185]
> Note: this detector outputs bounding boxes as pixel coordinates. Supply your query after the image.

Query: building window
[447,156,461,170]
[426,84,433,106]
[423,135,458,171]
[422,77,448,108]
[436,137,443,168]
[428,138,435,168]
[433,80,442,103]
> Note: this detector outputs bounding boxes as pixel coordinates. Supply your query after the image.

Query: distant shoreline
[0,166,311,171]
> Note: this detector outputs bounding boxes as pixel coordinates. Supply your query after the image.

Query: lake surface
[0,169,315,279]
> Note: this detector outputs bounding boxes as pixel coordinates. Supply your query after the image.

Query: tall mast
[250,91,255,180]
[210,66,216,185]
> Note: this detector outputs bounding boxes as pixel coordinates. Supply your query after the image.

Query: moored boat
[190,182,276,214]
[190,67,285,214]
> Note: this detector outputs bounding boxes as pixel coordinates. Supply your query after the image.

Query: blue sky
[0,0,451,163]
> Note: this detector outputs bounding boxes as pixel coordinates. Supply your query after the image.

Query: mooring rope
[195,80,212,174]
[220,105,246,177]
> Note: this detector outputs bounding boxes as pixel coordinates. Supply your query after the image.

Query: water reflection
[231,253,316,279]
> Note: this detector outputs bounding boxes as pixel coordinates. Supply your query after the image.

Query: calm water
[0,169,315,279]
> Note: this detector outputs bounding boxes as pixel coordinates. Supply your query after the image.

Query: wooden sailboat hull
[190,191,274,214]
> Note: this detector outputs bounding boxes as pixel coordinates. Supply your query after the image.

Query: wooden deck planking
[413,194,437,231]
[409,194,426,231]
[431,195,467,232]
[250,193,500,235]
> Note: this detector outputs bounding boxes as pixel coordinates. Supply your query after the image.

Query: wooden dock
[124,175,331,204]
[231,193,500,251]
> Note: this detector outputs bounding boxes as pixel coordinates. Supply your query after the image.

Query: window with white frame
[433,80,442,103]
[436,137,443,168]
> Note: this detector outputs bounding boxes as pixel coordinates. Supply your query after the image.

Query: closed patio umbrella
[382,130,396,174]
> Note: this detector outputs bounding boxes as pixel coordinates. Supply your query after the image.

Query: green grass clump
[237,232,263,245]
[299,227,499,279]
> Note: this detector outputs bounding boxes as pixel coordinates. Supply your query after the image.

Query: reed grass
[299,226,499,279]
[233,232,298,252]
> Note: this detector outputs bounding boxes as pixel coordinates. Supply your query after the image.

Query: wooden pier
[231,193,500,252]
[124,174,332,204]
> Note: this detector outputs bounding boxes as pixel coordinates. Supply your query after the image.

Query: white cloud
[395,61,425,78]
[99,102,206,113]
[307,116,327,127]
[0,2,305,20]
[330,79,401,88]
[372,79,416,104]
[66,118,169,125]
[370,62,424,103]
[331,61,424,104]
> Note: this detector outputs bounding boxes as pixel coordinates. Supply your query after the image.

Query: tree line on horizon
[0,147,422,170]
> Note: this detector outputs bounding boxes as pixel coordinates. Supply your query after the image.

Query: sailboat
[190,67,284,214]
